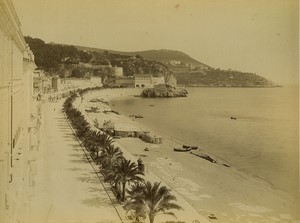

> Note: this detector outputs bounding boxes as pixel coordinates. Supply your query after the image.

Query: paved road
[29,101,122,223]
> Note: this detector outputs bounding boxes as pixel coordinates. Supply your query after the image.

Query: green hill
[26,37,276,87]
[74,46,209,68]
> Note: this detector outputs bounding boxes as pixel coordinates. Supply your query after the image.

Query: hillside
[75,45,209,68]
[25,36,171,79]
[26,37,275,87]
[74,45,274,87]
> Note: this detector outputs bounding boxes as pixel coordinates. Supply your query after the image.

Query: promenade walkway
[28,101,123,223]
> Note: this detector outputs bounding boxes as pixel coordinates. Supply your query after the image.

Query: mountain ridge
[73,45,210,68]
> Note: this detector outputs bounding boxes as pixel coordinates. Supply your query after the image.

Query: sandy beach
[74,88,300,223]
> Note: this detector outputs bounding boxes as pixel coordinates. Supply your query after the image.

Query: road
[28,101,122,223]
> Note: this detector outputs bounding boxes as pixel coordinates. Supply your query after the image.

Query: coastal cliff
[141,84,188,98]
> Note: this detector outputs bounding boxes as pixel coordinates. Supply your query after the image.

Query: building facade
[0,1,38,222]
[134,74,153,88]
[134,74,165,88]
[115,77,135,87]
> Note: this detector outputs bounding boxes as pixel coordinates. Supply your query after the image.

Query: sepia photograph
[0,0,299,223]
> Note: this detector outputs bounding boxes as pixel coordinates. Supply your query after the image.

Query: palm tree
[112,159,144,202]
[126,181,147,222]
[83,130,102,158]
[125,181,182,223]
[99,133,114,150]
[98,144,123,169]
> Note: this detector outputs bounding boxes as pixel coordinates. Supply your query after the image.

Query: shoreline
[74,87,299,223]
[109,93,293,194]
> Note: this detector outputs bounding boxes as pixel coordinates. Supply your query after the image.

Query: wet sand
[74,88,299,223]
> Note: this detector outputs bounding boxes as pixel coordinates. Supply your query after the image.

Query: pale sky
[13,0,299,84]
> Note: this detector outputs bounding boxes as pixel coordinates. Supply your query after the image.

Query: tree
[98,144,123,170]
[125,181,182,223]
[112,159,144,202]
[71,69,84,78]
[126,181,147,222]
[99,133,114,150]
[83,130,102,158]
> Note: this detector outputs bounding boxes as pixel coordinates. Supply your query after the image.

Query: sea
[111,87,299,195]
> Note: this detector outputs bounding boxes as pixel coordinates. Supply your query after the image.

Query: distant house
[134,74,153,88]
[51,77,61,91]
[33,70,46,94]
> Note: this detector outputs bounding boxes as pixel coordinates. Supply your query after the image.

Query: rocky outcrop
[141,84,188,98]
[164,74,177,87]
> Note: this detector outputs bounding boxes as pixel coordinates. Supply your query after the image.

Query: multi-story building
[0,0,38,222]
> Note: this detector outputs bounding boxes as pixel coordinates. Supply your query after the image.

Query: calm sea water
[111,87,299,195]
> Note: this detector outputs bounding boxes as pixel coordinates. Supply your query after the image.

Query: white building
[134,74,165,88]
[134,74,153,88]
[0,1,39,222]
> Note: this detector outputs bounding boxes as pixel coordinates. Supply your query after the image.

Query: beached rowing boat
[174,147,192,152]
[190,151,217,163]
[182,144,198,150]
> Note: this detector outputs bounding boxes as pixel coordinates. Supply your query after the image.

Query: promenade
[28,100,123,223]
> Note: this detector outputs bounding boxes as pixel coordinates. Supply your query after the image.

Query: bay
[111,87,299,195]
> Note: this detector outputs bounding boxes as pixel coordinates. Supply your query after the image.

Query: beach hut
[141,132,163,144]
[113,123,143,138]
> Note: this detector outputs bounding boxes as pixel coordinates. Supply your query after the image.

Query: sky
[12,0,299,85]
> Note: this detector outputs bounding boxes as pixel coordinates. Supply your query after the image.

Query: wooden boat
[190,152,217,163]
[129,114,143,118]
[182,145,198,150]
[230,117,237,120]
[174,147,191,152]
